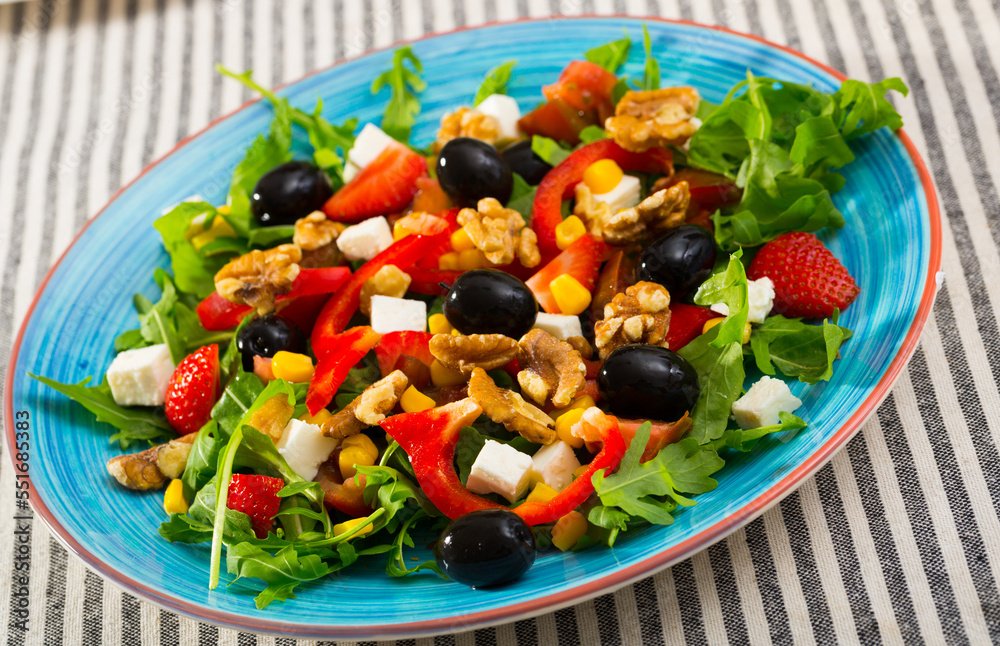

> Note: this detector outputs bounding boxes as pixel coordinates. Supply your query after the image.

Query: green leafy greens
[585,34,631,73]
[371,46,426,142]
[473,61,516,106]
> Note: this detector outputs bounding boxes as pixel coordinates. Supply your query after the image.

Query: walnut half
[322,370,410,439]
[602,182,690,245]
[429,333,519,374]
[214,244,302,314]
[594,281,672,359]
[517,329,587,408]
[468,368,556,445]
[434,107,501,152]
[457,198,541,268]
[605,87,701,152]
[293,211,340,251]
[106,433,197,491]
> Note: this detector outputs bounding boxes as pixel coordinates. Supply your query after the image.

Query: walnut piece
[573,183,613,239]
[517,329,587,408]
[435,107,501,152]
[605,87,701,152]
[429,333,519,374]
[322,370,409,439]
[602,182,690,245]
[457,198,541,268]
[594,281,672,359]
[215,244,302,314]
[106,433,197,491]
[359,265,412,316]
[248,393,295,442]
[293,211,340,251]
[567,336,595,361]
[468,368,556,445]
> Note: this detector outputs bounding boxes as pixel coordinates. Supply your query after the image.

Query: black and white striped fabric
[1,0,998,643]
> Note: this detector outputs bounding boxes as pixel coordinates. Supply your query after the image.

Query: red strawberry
[525,234,606,314]
[227,474,285,539]
[322,143,428,223]
[164,344,220,435]
[747,232,860,319]
[666,303,722,351]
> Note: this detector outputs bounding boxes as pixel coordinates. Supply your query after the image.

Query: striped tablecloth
[2,0,999,644]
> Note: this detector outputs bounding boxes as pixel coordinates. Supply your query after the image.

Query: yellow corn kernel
[457,248,485,271]
[702,317,723,335]
[551,510,588,551]
[450,227,476,252]
[400,386,436,413]
[555,216,587,250]
[189,215,237,250]
[428,313,453,335]
[430,359,467,387]
[451,328,463,336]
[549,274,592,316]
[333,517,373,539]
[393,221,416,241]
[551,395,597,421]
[573,464,590,479]
[583,159,624,195]
[163,479,189,515]
[439,251,460,271]
[342,433,379,463]
[743,321,752,345]
[299,408,332,425]
[526,482,559,504]
[216,205,230,215]
[555,408,586,448]
[271,351,315,383]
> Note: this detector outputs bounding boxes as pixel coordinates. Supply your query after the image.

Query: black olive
[635,225,717,299]
[236,315,307,372]
[250,161,334,226]
[443,269,538,338]
[598,344,700,423]
[437,137,514,206]
[434,509,536,588]
[501,140,553,185]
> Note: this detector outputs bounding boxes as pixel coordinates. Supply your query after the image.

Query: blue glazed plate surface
[5,17,940,639]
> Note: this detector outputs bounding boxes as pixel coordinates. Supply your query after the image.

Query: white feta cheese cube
[466,440,533,502]
[476,94,522,140]
[747,277,775,324]
[336,216,393,261]
[731,376,803,429]
[347,123,398,169]
[106,344,176,407]
[532,312,583,340]
[369,296,427,334]
[592,174,641,212]
[342,162,360,184]
[530,440,581,491]
[276,419,340,482]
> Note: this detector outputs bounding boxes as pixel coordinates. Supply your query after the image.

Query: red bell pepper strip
[514,414,626,526]
[380,399,506,519]
[195,267,351,331]
[305,326,382,415]
[532,140,674,258]
[373,331,436,377]
[310,232,448,353]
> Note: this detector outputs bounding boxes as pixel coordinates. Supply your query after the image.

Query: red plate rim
[3,14,942,640]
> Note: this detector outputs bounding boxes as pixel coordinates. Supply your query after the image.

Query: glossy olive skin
[250,161,334,226]
[598,344,700,423]
[443,269,538,338]
[437,137,513,206]
[635,225,717,299]
[236,316,307,372]
[434,510,536,588]
[502,139,553,185]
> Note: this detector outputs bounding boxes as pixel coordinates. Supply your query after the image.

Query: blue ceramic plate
[5,17,940,640]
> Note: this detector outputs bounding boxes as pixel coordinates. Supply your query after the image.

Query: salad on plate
[33,27,909,608]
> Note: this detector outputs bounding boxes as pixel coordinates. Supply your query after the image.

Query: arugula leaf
[693,251,749,348]
[677,327,746,444]
[748,314,852,384]
[592,422,723,525]
[153,202,230,298]
[211,371,266,435]
[210,426,244,589]
[371,46,426,142]
[506,173,536,221]
[158,513,214,544]
[455,426,487,486]
[710,411,807,453]
[531,135,571,166]
[585,34,631,73]
[219,314,254,382]
[225,542,336,609]
[30,374,174,449]
[385,509,446,578]
[640,25,660,91]
[181,421,222,499]
[833,77,908,139]
[245,225,294,248]
[474,61,516,106]
[277,481,324,499]
[578,125,608,144]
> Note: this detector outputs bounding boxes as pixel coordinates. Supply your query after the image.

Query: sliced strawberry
[665,303,723,351]
[373,331,435,377]
[525,234,605,314]
[164,345,220,435]
[322,143,428,223]
[747,232,860,319]
[227,474,284,539]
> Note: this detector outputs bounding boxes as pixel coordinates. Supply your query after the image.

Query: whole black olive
[443,269,538,338]
[636,225,717,299]
[236,315,307,372]
[437,137,514,206]
[501,140,553,185]
[250,161,334,226]
[434,509,536,588]
[598,344,700,423]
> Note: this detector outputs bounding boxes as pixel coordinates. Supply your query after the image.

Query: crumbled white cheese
[106,344,175,407]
